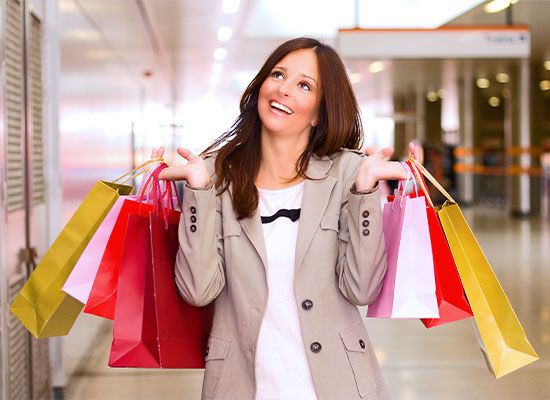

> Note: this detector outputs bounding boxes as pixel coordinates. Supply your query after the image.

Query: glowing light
[426,91,439,102]
[213,48,227,61]
[488,96,501,107]
[476,78,490,89]
[540,80,550,91]
[368,61,385,74]
[484,0,512,14]
[349,73,362,84]
[496,72,510,83]
[217,26,233,42]
[222,0,240,14]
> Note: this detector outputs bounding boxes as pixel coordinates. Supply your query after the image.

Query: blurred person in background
[154,37,417,400]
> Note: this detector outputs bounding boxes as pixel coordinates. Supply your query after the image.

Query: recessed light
[217,26,233,42]
[213,48,227,61]
[426,91,439,102]
[540,80,550,91]
[368,61,385,74]
[488,96,501,107]
[496,72,510,83]
[476,78,490,89]
[349,73,362,84]
[222,0,240,14]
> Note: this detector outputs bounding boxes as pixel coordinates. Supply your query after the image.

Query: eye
[298,81,311,92]
[271,70,284,80]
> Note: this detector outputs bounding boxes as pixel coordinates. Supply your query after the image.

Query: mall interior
[0,0,549,399]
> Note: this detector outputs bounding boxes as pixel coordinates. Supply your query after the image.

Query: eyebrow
[273,66,318,85]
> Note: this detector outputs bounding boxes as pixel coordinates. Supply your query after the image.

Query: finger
[380,147,394,160]
[408,142,416,158]
[177,147,198,161]
[150,147,157,158]
[158,146,165,158]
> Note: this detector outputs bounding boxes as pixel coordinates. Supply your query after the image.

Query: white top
[254,182,317,400]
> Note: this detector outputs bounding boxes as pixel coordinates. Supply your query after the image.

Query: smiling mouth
[270,101,293,115]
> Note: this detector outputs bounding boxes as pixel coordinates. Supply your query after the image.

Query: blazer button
[205,346,209,356]
[190,215,197,223]
[190,225,197,232]
[362,220,369,227]
[302,300,313,310]
[362,210,370,218]
[359,339,365,349]
[190,206,197,214]
[362,229,370,236]
[310,342,322,353]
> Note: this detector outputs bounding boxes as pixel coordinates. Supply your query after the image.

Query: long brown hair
[202,37,362,219]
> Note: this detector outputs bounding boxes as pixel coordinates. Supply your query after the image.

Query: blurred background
[0,0,549,399]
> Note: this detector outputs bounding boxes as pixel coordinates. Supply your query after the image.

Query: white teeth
[270,101,293,114]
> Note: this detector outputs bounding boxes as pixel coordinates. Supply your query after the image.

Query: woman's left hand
[355,142,419,192]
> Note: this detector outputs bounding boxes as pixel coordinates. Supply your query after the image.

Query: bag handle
[112,158,164,185]
[408,156,456,205]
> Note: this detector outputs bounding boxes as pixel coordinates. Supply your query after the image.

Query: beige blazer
[176,149,390,400]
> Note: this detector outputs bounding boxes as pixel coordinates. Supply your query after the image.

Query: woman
[156,38,411,400]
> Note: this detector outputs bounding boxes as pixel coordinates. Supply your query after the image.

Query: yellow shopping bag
[10,180,133,338]
[410,158,538,378]
[9,159,162,338]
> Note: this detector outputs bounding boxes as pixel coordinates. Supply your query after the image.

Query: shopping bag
[367,167,439,318]
[84,165,171,320]
[83,198,148,320]
[10,180,133,338]
[410,158,538,378]
[62,195,137,304]
[109,168,213,368]
[402,162,473,328]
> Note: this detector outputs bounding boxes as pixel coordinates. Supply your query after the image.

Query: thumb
[380,147,394,159]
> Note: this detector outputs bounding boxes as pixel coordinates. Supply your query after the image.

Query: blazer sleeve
[175,183,226,307]
[335,155,387,306]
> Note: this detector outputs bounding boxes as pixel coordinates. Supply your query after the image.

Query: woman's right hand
[152,147,211,188]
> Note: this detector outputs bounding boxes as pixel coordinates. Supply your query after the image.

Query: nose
[277,80,291,97]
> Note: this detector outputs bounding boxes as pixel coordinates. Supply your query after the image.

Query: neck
[257,129,309,188]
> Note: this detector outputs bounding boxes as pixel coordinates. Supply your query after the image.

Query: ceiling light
[488,96,501,107]
[496,72,510,83]
[540,80,550,91]
[484,0,511,14]
[212,63,223,73]
[217,26,233,42]
[437,89,446,99]
[209,74,221,86]
[544,61,550,71]
[349,73,362,84]
[476,78,490,89]
[426,91,439,102]
[222,0,240,14]
[368,61,385,74]
[213,48,227,61]
[510,0,519,4]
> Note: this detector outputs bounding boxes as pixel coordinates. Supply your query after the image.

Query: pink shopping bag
[367,166,439,318]
[62,195,137,304]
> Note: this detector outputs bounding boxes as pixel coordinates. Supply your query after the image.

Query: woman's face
[257,48,321,140]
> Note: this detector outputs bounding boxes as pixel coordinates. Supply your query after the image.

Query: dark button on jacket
[310,342,322,353]
[302,299,313,310]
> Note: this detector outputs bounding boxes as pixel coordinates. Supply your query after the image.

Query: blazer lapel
[239,204,269,271]
[295,155,336,274]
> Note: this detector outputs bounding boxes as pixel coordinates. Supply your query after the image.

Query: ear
[310,113,318,128]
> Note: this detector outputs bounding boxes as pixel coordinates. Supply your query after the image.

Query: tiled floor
[65,208,550,400]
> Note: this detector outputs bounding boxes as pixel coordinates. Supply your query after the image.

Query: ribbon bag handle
[408,156,456,205]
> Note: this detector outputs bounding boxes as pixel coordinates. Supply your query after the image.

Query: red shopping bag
[108,206,213,368]
[83,198,146,319]
[404,161,473,328]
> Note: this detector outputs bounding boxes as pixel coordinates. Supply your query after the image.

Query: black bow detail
[261,208,301,224]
